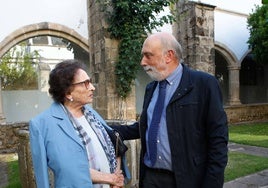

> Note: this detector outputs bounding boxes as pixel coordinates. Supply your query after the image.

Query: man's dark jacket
[112,64,228,188]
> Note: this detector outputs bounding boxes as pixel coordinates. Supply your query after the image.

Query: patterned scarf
[82,106,117,173]
[61,104,117,173]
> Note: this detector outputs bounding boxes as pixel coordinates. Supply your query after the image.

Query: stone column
[87,0,136,121]
[227,65,241,105]
[16,128,54,188]
[0,81,6,123]
[38,63,51,92]
[16,129,36,188]
[87,2,138,187]
[175,1,216,74]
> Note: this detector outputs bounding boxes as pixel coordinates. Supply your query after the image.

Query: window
[51,36,66,46]
[32,36,49,45]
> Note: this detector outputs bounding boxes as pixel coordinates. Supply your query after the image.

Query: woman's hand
[110,157,124,188]
[90,169,124,187]
[110,170,124,187]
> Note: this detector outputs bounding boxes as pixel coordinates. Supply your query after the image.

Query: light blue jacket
[30,102,103,188]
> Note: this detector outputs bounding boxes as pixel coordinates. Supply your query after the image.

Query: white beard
[143,65,165,81]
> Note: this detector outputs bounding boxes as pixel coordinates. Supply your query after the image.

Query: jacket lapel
[50,103,84,148]
[143,81,158,110]
[169,64,194,104]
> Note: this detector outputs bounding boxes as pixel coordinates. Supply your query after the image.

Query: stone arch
[240,50,268,104]
[239,49,251,64]
[215,42,238,66]
[215,42,241,105]
[0,22,89,122]
[0,22,89,58]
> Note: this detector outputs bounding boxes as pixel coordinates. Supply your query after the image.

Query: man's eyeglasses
[72,79,91,89]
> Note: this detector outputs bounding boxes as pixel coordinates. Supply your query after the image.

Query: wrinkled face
[68,69,95,105]
[140,37,168,81]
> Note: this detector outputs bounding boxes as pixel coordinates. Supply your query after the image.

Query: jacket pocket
[176,101,198,108]
[193,155,207,166]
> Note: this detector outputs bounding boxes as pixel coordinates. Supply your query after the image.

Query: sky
[156,0,262,33]
[199,0,261,14]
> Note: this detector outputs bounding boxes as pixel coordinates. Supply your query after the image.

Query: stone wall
[88,0,136,121]
[175,1,216,74]
[16,129,37,188]
[225,103,268,124]
[0,122,28,153]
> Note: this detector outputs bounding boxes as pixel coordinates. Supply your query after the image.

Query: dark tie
[148,80,167,165]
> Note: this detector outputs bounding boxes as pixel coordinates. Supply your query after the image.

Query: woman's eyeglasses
[72,79,91,89]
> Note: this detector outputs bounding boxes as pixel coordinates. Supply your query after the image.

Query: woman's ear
[65,94,74,102]
[65,90,73,101]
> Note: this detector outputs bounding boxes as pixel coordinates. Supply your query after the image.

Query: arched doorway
[240,53,268,104]
[0,22,89,122]
[215,42,241,106]
[215,50,229,105]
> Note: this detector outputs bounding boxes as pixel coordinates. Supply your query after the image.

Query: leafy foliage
[0,42,39,90]
[247,4,268,65]
[100,0,177,98]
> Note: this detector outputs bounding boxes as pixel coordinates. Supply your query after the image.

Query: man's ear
[165,50,175,64]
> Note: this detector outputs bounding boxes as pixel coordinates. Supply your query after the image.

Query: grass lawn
[225,151,268,182]
[229,122,268,148]
[224,122,268,182]
[4,156,21,188]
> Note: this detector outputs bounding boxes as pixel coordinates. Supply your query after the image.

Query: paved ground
[0,155,8,188]
[0,143,268,188]
[224,142,268,188]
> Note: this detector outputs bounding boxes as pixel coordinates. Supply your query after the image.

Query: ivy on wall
[100,0,177,98]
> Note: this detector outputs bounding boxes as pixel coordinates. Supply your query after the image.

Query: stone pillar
[87,0,136,121]
[227,65,241,105]
[16,129,36,188]
[16,128,54,188]
[0,81,6,123]
[175,1,216,74]
[38,63,51,92]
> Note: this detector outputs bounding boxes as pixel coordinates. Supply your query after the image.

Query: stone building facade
[87,0,268,122]
[176,2,216,74]
[0,0,267,123]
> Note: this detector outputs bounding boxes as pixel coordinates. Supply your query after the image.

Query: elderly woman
[29,60,126,188]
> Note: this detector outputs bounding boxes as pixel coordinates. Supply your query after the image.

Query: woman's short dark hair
[48,59,86,103]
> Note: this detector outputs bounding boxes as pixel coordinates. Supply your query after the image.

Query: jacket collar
[169,63,194,104]
[144,63,194,107]
[50,102,84,148]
